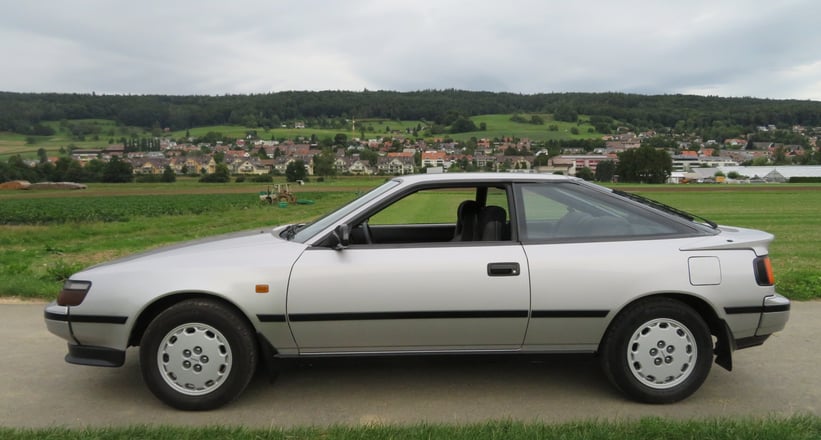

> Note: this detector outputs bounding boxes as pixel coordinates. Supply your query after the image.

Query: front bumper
[66,343,125,367]
[44,302,74,343]
[43,301,126,367]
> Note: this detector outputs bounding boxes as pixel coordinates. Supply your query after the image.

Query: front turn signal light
[57,280,92,306]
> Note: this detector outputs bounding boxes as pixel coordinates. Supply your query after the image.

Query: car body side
[44,174,790,373]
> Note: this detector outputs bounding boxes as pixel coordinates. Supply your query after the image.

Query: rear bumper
[756,294,790,337]
[723,294,789,354]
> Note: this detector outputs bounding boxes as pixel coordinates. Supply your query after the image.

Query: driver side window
[353,186,511,245]
[369,188,468,226]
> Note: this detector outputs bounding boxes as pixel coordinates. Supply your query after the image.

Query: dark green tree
[64,160,87,182]
[1,155,37,182]
[357,148,379,166]
[642,136,678,149]
[313,149,336,178]
[773,146,789,165]
[285,160,307,182]
[533,154,550,166]
[554,107,578,122]
[575,167,594,181]
[84,159,106,182]
[594,160,617,182]
[616,146,672,183]
[199,163,231,183]
[35,161,55,181]
[213,150,225,163]
[162,165,177,182]
[102,156,133,183]
[450,116,477,134]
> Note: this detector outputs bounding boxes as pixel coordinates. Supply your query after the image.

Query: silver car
[44,173,790,410]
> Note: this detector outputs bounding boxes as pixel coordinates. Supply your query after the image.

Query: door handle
[487,262,520,276]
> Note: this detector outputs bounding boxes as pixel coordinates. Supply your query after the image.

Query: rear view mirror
[331,224,350,250]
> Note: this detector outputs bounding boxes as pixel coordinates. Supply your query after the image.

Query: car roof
[391,172,579,185]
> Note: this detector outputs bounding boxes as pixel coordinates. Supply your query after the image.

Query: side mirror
[330,224,350,250]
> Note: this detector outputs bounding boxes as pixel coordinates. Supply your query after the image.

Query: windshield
[288,179,401,243]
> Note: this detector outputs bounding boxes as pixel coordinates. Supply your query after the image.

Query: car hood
[80,226,302,273]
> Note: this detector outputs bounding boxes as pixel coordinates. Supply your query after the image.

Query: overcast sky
[2,0,820,100]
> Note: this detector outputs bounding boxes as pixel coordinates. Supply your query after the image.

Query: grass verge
[1,417,819,439]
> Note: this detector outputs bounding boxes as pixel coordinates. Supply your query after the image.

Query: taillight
[57,280,92,306]
[753,256,775,286]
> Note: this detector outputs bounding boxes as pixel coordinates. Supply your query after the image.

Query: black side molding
[288,310,529,322]
[257,314,287,322]
[44,311,127,324]
[532,310,609,318]
[725,304,791,315]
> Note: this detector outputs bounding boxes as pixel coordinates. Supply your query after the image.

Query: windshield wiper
[612,189,718,229]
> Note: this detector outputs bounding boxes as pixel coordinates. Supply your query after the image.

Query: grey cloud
[0,0,819,99]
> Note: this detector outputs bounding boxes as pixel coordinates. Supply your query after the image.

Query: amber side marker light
[754,256,775,286]
[255,284,270,294]
[57,280,92,306]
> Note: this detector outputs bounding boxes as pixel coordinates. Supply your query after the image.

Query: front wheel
[600,298,713,403]
[139,298,258,410]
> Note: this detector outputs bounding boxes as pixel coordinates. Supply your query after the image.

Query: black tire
[139,298,258,410]
[600,297,712,403]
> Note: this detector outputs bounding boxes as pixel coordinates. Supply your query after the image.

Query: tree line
[2,90,820,140]
[0,155,139,184]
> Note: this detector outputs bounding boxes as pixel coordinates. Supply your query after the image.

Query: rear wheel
[139,298,258,410]
[600,298,712,403]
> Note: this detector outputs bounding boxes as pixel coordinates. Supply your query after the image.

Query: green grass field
[453,114,604,141]
[0,189,360,298]
[631,187,821,300]
[0,182,818,300]
[0,119,137,160]
[1,113,604,160]
[1,416,819,439]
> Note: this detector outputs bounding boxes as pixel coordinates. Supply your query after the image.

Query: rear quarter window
[516,183,684,241]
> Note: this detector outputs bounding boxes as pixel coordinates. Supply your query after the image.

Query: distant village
[50,122,821,184]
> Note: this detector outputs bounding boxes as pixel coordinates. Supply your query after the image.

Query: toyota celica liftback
[44,173,790,410]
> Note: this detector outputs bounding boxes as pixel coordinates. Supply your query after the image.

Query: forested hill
[2,90,821,135]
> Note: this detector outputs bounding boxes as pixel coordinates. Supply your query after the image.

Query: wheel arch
[600,292,733,371]
[128,292,264,349]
